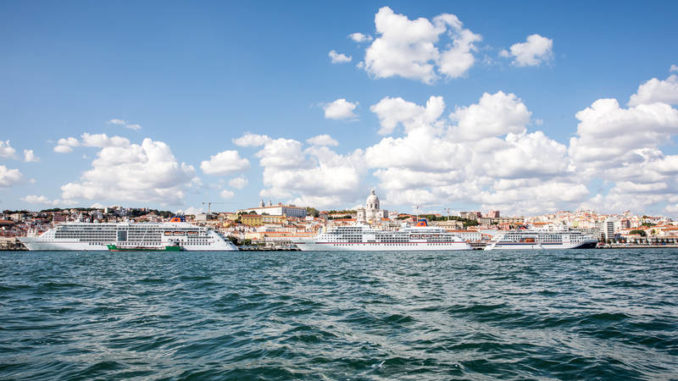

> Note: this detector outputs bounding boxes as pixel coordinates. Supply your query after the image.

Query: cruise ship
[20,218,238,251]
[295,220,471,251]
[484,229,598,250]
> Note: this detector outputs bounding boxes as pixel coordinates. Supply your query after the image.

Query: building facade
[238,201,307,218]
[356,190,389,223]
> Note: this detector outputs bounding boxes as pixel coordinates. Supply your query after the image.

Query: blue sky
[1,1,678,216]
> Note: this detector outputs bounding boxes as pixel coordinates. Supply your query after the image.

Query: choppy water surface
[0,249,677,380]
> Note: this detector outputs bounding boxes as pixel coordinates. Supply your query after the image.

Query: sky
[1,1,678,216]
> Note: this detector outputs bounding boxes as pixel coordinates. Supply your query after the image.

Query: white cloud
[23,149,39,162]
[247,137,367,208]
[233,133,272,147]
[80,133,130,148]
[450,91,531,140]
[568,99,678,168]
[438,25,482,78]
[60,138,196,205]
[349,32,373,43]
[370,95,445,135]
[54,137,80,153]
[362,93,583,214]
[108,119,126,125]
[200,150,250,175]
[306,134,339,146]
[256,138,308,169]
[628,74,678,106]
[671,64,678,73]
[0,140,16,158]
[108,118,142,130]
[323,98,358,120]
[329,50,352,64]
[220,189,235,199]
[228,176,248,189]
[0,165,23,187]
[21,195,59,206]
[362,6,481,84]
[501,34,553,67]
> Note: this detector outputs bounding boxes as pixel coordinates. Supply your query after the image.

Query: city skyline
[1,1,678,216]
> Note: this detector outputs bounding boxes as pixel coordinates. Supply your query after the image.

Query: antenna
[201,201,225,215]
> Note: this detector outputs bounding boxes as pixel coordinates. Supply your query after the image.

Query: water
[0,249,676,380]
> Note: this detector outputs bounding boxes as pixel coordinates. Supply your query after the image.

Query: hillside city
[2,190,677,250]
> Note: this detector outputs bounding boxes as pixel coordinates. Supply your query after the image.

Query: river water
[0,249,676,380]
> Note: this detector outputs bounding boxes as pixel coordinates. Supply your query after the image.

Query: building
[356,190,389,223]
[603,218,620,241]
[238,201,307,218]
[487,210,500,219]
[241,214,287,227]
[460,211,481,220]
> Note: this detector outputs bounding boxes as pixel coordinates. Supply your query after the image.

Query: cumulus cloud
[370,96,445,135]
[323,98,358,120]
[364,92,584,214]
[628,74,678,106]
[450,91,532,140]
[349,32,373,43]
[306,134,339,146]
[21,194,59,206]
[236,133,367,208]
[362,6,481,84]
[500,34,553,67]
[566,71,678,214]
[60,138,196,205]
[220,189,235,199]
[23,149,39,162]
[329,50,352,64]
[0,165,23,187]
[671,64,678,73]
[200,150,250,176]
[54,137,80,153]
[233,133,272,147]
[80,133,130,148]
[0,140,16,158]
[568,99,678,169]
[228,176,248,190]
[108,118,142,130]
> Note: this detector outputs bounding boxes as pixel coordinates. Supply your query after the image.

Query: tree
[630,229,646,237]
[306,207,320,218]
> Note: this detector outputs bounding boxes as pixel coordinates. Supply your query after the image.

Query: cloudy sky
[1,1,678,216]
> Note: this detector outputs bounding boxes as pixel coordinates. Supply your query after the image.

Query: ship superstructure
[20,221,238,251]
[484,229,597,250]
[295,221,471,251]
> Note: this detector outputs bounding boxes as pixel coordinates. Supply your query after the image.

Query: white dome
[366,189,379,210]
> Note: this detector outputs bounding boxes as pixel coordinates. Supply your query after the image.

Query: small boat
[107,244,184,252]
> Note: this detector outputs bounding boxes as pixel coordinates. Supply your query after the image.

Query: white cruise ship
[20,219,238,251]
[484,229,598,250]
[295,220,471,251]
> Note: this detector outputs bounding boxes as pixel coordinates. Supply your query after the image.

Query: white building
[238,201,307,218]
[356,190,389,223]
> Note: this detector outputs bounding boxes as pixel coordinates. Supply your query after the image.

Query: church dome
[366,189,380,210]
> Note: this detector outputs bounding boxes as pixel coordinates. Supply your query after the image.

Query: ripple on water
[0,249,676,380]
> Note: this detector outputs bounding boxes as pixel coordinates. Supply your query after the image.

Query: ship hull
[20,233,238,251]
[296,242,471,251]
[485,239,598,250]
